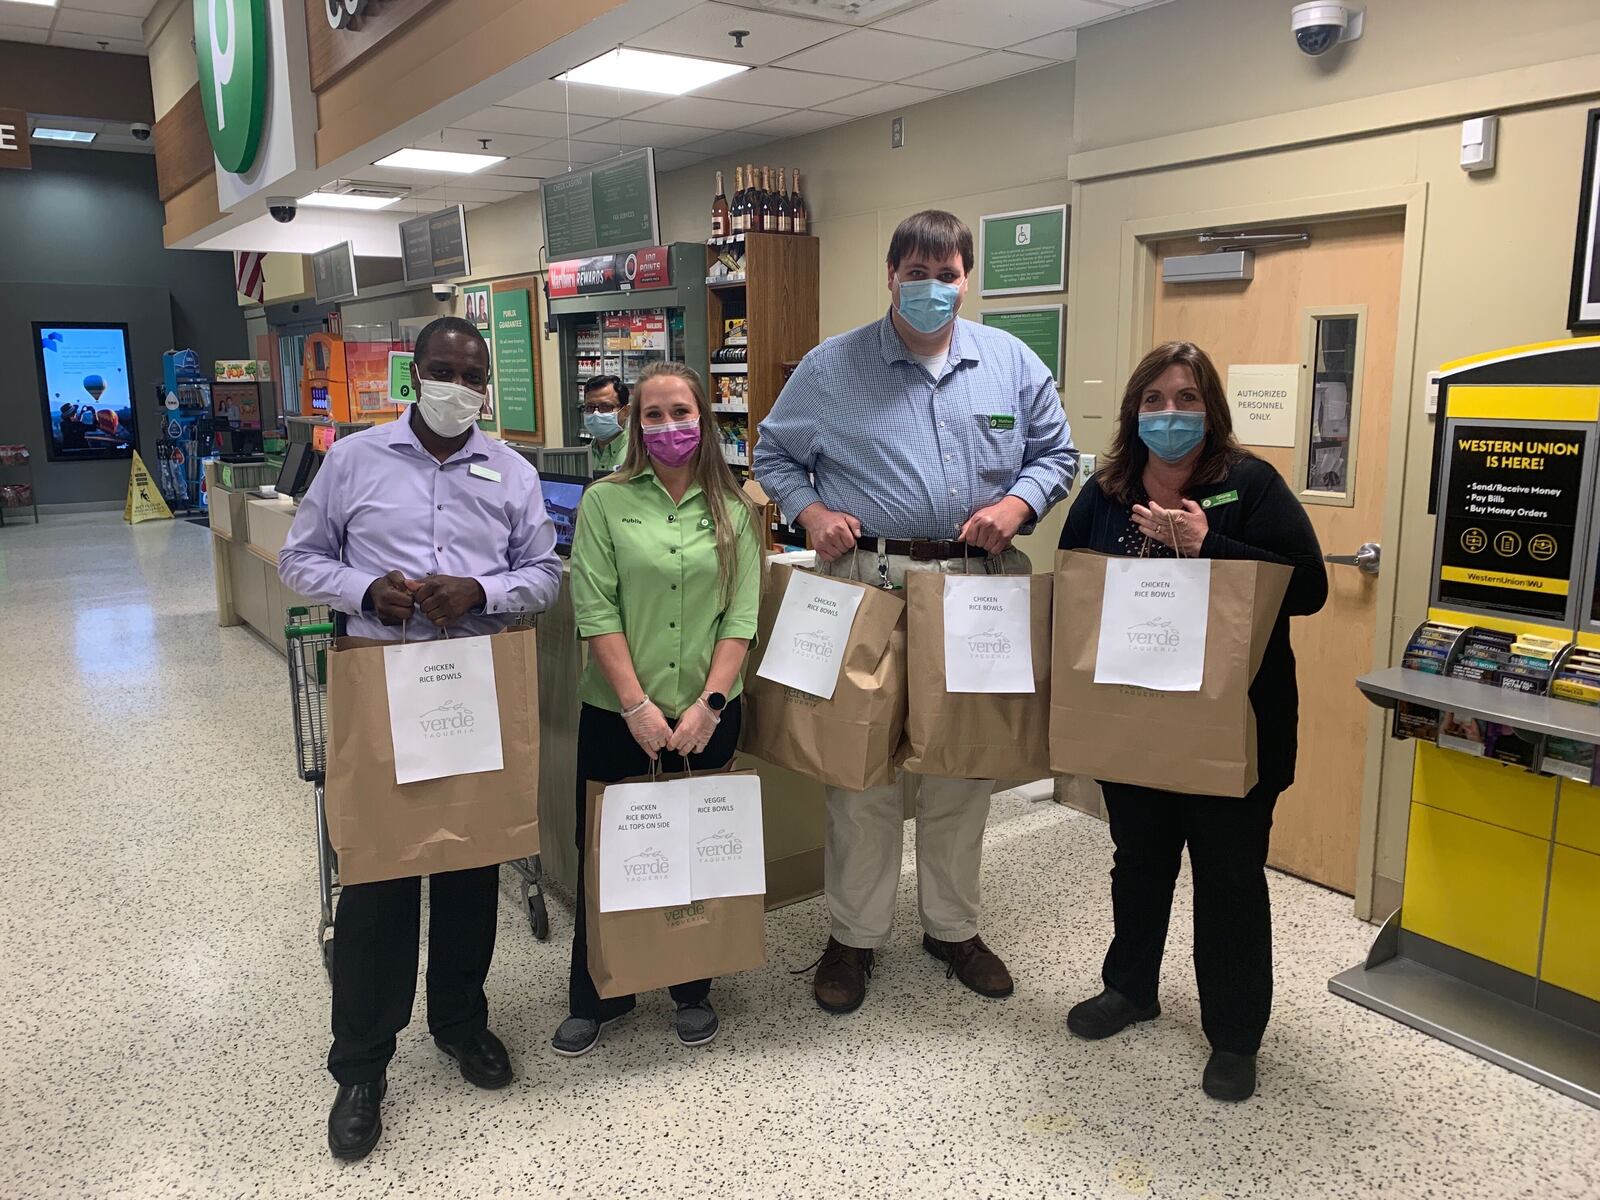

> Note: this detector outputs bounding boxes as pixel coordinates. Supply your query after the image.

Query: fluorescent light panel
[33,128,95,143]
[557,48,748,96]
[9,0,59,7]
[298,191,401,210]
[373,148,505,174]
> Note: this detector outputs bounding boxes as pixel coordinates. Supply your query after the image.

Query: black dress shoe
[1066,988,1161,1040]
[327,1076,385,1161]
[435,1028,513,1090]
[1203,1050,1257,1102]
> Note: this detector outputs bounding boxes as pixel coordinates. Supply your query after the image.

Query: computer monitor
[540,472,588,557]
[276,441,315,498]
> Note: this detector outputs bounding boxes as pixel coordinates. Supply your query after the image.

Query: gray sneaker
[551,1011,628,1058]
[674,1000,719,1047]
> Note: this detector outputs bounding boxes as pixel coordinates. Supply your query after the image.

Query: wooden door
[1150,215,1404,893]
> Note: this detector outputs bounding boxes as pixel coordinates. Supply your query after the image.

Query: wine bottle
[711,169,730,239]
[790,168,809,236]
[741,164,756,232]
[776,167,793,234]
[760,166,778,233]
[731,166,746,234]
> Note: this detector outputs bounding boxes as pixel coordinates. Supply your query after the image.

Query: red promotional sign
[621,246,672,290]
[549,247,671,297]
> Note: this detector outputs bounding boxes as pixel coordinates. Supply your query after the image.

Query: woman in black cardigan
[1058,341,1327,1103]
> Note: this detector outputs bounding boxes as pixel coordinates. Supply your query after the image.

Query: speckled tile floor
[1,514,1596,1199]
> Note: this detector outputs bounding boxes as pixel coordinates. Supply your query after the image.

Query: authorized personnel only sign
[1225,363,1301,448]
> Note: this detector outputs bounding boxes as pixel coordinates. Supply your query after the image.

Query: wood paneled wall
[153,84,213,203]
[304,0,443,91]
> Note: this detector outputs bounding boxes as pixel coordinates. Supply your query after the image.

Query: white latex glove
[622,699,672,760]
[666,699,720,757]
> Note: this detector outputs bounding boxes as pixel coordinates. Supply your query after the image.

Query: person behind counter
[754,209,1078,1016]
[1056,340,1327,1103]
[555,359,762,1058]
[583,374,630,475]
[278,316,562,1160]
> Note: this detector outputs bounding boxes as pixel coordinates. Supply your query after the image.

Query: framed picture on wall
[1568,107,1600,333]
[32,322,138,462]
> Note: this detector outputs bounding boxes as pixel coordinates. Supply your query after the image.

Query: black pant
[568,698,743,1022]
[327,864,499,1085]
[1098,781,1280,1055]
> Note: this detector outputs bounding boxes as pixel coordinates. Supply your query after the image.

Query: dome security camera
[266,196,297,223]
[130,122,152,142]
[431,283,458,300]
[1292,3,1363,57]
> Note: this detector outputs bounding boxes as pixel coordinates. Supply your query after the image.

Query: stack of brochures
[1394,621,1466,741]
[1437,631,1564,768]
[1544,646,1600,782]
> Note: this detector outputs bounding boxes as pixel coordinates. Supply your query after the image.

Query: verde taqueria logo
[194,0,267,175]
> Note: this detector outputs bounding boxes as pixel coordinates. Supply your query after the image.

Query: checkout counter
[1334,338,1600,1109]
[206,462,828,908]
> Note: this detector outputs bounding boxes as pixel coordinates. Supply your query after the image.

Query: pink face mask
[643,417,701,468]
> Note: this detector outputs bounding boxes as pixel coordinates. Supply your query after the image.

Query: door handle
[1325,542,1381,576]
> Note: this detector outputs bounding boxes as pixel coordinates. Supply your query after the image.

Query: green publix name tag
[1200,490,1239,510]
[987,415,1015,430]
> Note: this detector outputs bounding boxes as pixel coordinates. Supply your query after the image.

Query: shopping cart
[284,607,552,976]
[285,606,338,974]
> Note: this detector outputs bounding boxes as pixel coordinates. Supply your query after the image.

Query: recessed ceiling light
[9,0,59,7]
[298,191,402,210]
[557,48,749,96]
[33,128,96,143]
[373,148,505,174]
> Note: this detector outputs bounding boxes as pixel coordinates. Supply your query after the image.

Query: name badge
[987,414,1016,430]
[1200,489,1239,510]
[468,463,502,483]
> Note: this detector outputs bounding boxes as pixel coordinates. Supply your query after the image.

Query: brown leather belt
[854,536,986,561]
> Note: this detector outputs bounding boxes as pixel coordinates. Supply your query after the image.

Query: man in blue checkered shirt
[756,209,1078,1016]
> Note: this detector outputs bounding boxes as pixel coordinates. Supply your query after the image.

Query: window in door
[1297,307,1366,507]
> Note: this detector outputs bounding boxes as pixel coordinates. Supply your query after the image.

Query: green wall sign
[979,205,1067,296]
[493,289,538,438]
[194,0,268,175]
[981,306,1063,382]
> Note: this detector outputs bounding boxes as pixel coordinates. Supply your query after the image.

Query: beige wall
[1067,0,1600,912]
[143,0,196,122]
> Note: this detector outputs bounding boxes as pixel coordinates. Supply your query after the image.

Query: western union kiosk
[1336,339,1600,1108]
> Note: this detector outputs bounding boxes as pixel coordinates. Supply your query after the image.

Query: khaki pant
[820,548,1029,949]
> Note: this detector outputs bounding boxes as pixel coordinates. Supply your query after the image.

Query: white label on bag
[598,781,693,913]
[1093,559,1211,692]
[755,571,866,700]
[383,636,505,784]
[685,774,766,901]
[942,575,1034,693]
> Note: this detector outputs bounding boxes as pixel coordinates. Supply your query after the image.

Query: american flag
[234,251,265,302]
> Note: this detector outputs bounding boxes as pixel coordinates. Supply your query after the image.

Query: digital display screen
[310,385,329,413]
[33,323,137,462]
[540,475,587,554]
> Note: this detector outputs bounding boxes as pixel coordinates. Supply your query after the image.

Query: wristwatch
[701,691,727,713]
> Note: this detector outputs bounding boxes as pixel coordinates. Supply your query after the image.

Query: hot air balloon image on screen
[33,323,138,462]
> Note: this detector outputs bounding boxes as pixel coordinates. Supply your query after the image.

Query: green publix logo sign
[193,0,267,175]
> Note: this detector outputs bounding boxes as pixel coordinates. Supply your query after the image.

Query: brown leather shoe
[923,933,1014,998]
[809,937,874,1014]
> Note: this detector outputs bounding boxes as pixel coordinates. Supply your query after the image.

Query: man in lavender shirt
[279,316,560,1161]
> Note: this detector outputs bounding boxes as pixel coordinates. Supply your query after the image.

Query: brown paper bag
[325,627,540,885]
[585,774,767,999]
[1049,550,1290,798]
[740,562,908,791]
[903,572,1053,781]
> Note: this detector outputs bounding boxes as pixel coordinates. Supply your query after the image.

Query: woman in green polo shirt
[553,359,762,1058]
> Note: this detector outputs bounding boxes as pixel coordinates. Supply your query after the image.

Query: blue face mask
[1138,410,1206,462]
[584,409,621,441]
[895,278,961,334]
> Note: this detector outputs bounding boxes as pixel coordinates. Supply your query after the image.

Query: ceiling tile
[496,79,660,119]
[509,157,585,178]
[0,7,56,31]
[580,118,721,150]
[749,109,853,137]
[899,50,1052,91]
[417,127,544,156]
[542,138,653,165]
[683,129,777,156]
[873,0,1116,47]
[0,23,51,42]
[69,0,164,16]
[776,28,977,82]
[53,7,147,41]
[632,94,791,131]
[451,105,604,139]
[696,66,873,108]
[480,156,557,180]
[49,32,145,54]
[818,82,942,118]
[654,148,709,172]
[632,2,846,65]
[407,185,523,206]
[1007,28,1077,59]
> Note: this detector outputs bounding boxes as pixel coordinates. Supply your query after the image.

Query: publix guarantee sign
[194,0,267,174]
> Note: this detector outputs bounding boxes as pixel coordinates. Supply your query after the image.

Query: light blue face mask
[1138,410,1206,462]
[895,278,961,334]
[584,409,621,441]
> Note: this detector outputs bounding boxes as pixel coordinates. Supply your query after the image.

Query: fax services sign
[194,0,268,175]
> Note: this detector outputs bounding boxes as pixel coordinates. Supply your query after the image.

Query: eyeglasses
[580,403,621,415]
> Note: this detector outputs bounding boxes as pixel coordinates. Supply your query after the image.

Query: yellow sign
[1439,565,1569,596]
[124,453,173,525]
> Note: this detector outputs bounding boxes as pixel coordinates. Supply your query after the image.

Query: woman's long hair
[602,360,760,608]
[1094,341,1251,506]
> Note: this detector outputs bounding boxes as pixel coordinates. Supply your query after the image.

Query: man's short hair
[413,316,488,363]
[886,209,974,273]
[584,374,629,406]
